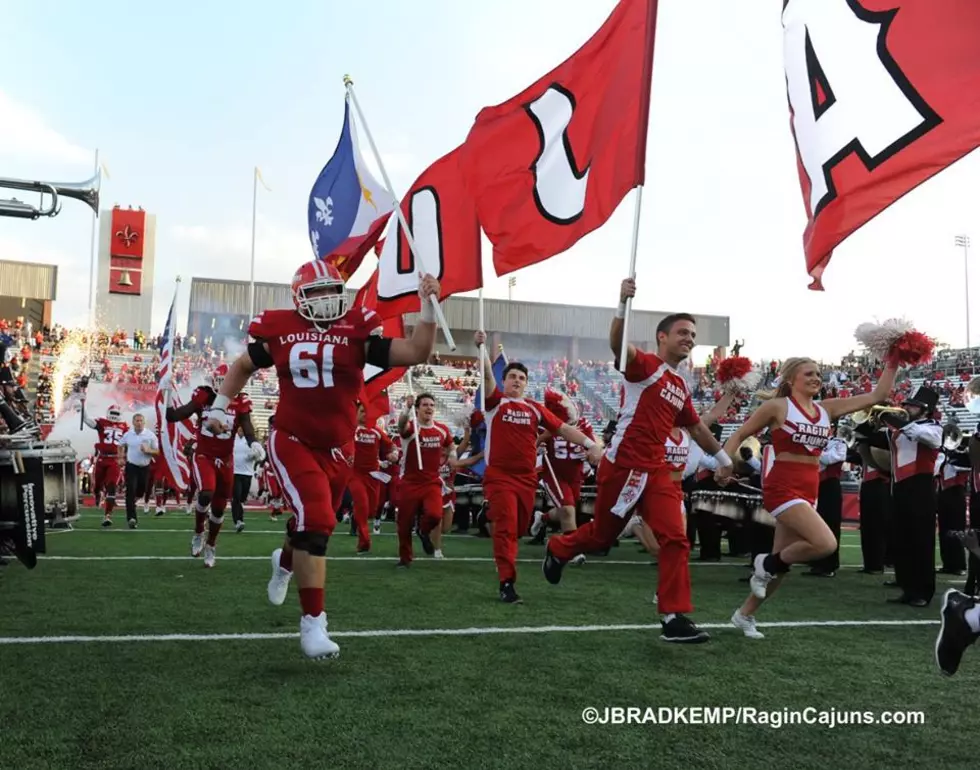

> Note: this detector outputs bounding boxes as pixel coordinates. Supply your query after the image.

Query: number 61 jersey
[249,306,384,450]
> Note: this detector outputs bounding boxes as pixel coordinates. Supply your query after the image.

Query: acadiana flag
[308,97,395,272]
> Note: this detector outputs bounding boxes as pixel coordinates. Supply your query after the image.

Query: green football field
[1,509,977,769]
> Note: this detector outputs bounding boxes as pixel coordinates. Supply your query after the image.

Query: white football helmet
[107,404,122,421]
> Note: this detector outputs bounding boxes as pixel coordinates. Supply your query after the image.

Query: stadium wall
[0,259,57,329]
[187,276,730,359]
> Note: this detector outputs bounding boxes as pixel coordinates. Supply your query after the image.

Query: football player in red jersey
[82,404,129,526]
[531,389,595,562]
[167,364,262,567]
[473,332,603,603]
[395,393,454,566]
[543,278,734,644]
[351,402,396,553]
[205,260,442,660]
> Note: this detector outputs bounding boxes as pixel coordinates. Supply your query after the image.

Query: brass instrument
[850,405,909,429]
[734,435,762,476]
[0,171,101,220]
[737,436,761,462]
[943,422,968,452]
[837,423,856,448]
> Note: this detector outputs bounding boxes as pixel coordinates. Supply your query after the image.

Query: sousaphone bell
[0,170,101,220]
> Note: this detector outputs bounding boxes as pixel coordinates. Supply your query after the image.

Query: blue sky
[1,0,978,361]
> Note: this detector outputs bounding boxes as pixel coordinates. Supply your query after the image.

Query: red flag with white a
[375,147,482,318]
[458,0,658,275]
[784,0,980,288]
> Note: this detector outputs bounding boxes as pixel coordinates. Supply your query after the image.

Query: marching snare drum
[690,482,763,524]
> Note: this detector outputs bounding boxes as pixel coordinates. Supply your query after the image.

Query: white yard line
[0,618,941,646]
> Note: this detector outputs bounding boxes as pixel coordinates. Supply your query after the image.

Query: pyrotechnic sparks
[50,330,90,417]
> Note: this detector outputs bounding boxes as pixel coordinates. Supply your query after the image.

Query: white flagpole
[85,148,99,378]
[405,368,423,468]
[86,148,99,329]
[164,276,182,412]
[618,185,644,373]
[478,288,486,413]
[248,167,258,320]
[343,75,457,350]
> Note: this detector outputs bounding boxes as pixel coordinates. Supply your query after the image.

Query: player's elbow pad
[365,336,392,369]
[248,341,274,369]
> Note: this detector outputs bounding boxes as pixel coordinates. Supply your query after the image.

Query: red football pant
[484,469,537,584]
[349,473,380,550]
[93,459,121,514]
[191,453,234,516]
[549,459,692,614]
[396,481,443,563]
[268,428,350,535]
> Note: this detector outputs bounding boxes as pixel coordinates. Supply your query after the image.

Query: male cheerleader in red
[82,404,128,527]
[474,332,602,603]
[543,279,734,643]
[207,260,442,660]
[351,402,396,553]
[396,393,453,566]
[531,389,594,562]
[168,363,261,567]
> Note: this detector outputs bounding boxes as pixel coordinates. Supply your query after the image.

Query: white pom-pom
[721,370,762,396]
[854,319,913,361]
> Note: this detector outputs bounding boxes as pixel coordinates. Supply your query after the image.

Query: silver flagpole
[248,167,258,320]
[343,75,456,350]
[478,287,486,414]
[618,185,644,373]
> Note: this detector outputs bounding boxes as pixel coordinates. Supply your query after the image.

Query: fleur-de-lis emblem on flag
[314,197,334,226]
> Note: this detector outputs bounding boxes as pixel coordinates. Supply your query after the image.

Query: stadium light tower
[956,235,971,351]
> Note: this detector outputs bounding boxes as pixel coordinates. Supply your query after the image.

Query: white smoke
[46,381,196,458]
[224,337,246,360]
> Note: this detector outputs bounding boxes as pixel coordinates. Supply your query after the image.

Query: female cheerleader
[722,357,897,639]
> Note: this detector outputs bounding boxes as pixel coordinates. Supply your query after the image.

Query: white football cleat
[731,610,765,639]
[750,553,774,600]
[530,510,546,539]
[300,612,340,660]
[267,548,292,606]
[569,554,586,566]
[234,521,245,533]
[191,533,204,557]
[433,549,444,559]
[203,544,216,568]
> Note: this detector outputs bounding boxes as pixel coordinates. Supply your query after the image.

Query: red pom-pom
[886,330,935,367]
[715,356,753,384]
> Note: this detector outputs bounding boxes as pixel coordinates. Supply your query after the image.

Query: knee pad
[290,530,329,556]
[197,491,213,509]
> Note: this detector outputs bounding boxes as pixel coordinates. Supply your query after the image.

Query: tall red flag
[458,0,658,276]
[784,0,980,288]
[375,147,482,318]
